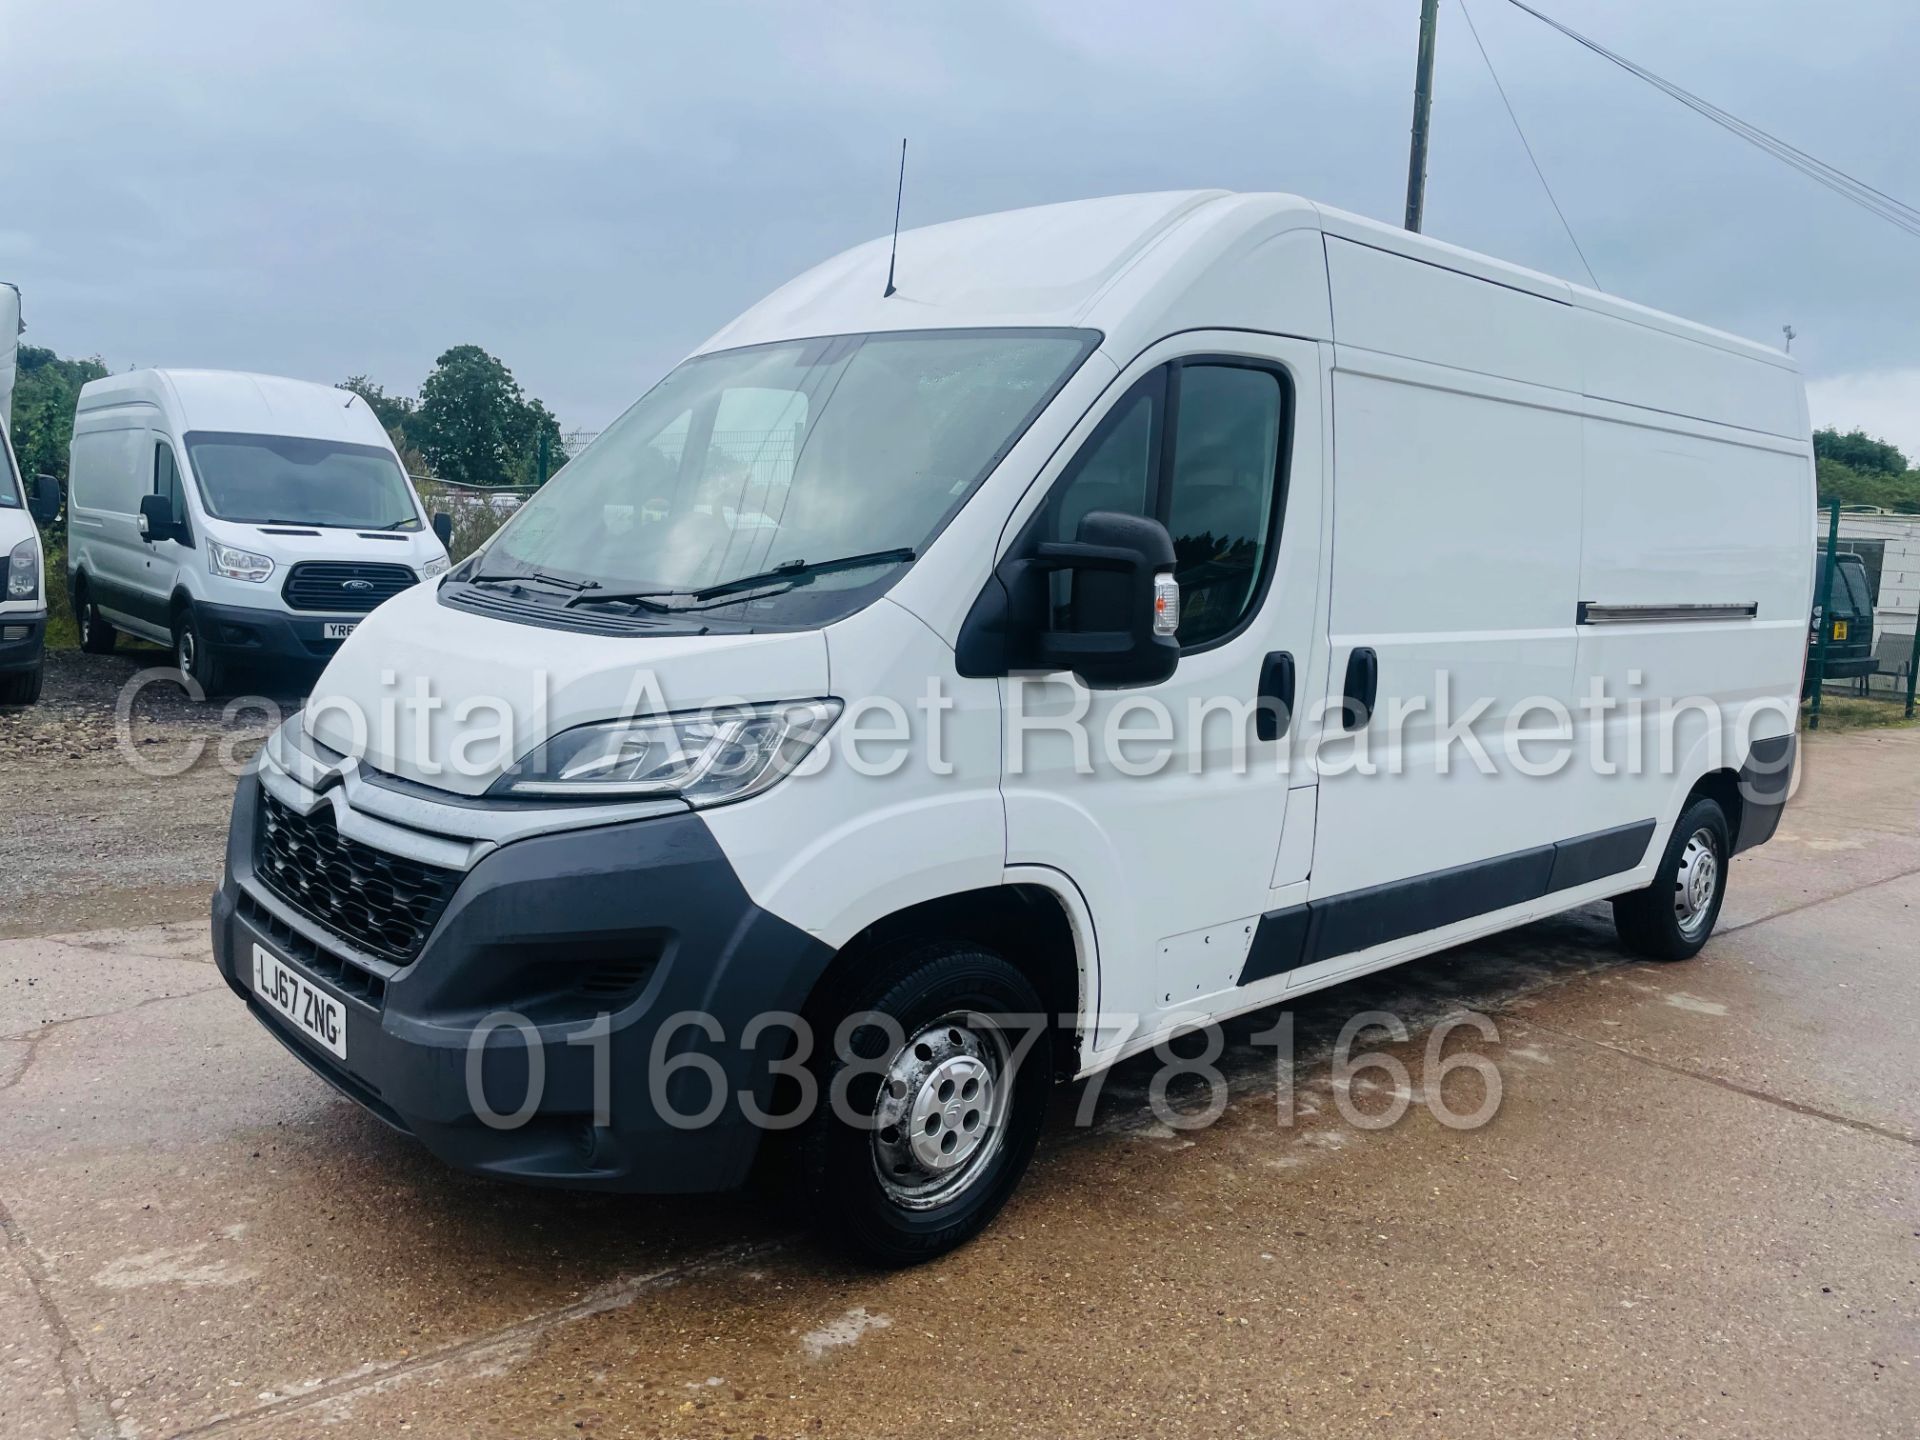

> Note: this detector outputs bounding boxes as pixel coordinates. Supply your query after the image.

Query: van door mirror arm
[138,493,179,545]
[957,510,1181,689]
[26,474,62,528]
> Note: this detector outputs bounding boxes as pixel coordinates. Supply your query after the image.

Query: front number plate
[323,622,358,640]
[251,944,347,1059]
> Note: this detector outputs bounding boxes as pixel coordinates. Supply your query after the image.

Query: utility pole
[1782,324,1796,354]
[1405,0,1442,232]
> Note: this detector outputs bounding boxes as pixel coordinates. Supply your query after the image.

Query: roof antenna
[883,138,907,298]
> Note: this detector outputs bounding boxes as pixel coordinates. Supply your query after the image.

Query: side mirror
[138,492,176,543]
[1032,510,1181,688]
[27,474,60,528]
[432,512,453,546]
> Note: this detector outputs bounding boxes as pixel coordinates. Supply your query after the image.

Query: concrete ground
[1,719,1916,1438]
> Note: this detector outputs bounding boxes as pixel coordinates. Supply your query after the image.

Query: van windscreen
[468,327,1098,626]
[184,432,420,530]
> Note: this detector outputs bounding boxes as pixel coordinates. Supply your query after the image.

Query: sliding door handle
[1342,647,1378,730]
[1256,651,1296,741]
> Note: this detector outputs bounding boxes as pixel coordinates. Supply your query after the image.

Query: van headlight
[493,699,842,806]
[419,555,451,579]
[6,539,38,602]
[208,538,275,583]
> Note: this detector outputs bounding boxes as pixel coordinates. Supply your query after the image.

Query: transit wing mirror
[432,512,453,546]
[1032,510,1181,689]
[27,474,60,528]
[138,493,177,544]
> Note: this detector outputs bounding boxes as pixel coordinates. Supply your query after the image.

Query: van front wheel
[77,582,116,655]
[800,941,1051,1266]
[172,604,230,699]
[1612,797,1730,962]
[0,666,42,707]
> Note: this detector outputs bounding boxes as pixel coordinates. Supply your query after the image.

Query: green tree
[412,345,564,488]
[338,374,415,437]
[8,345,109,481]
[1815,457,1920,513]
[1813,427,1908,476]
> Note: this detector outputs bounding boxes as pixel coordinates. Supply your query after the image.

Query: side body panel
[1311,237,1585,903]
[699,597,1007,950]
[68,404,170,641]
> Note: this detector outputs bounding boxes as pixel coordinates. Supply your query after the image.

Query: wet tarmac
[2,725,1916,1438]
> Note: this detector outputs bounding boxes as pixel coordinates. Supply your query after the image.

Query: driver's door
[998,334,1328,1057]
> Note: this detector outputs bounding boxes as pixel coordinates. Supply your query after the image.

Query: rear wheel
[0,666,42,707]
[172,603,230,699]
[1612,797,1730,961]
[77,580,116,654]
[800,941,1051,1266]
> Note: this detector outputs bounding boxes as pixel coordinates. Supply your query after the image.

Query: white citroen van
[68,370,452,694]
[215,193,1812,1263]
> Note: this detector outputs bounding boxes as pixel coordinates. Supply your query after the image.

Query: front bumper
[197,600,368,665]
[212,773,834,1193]
[0,610,45,673]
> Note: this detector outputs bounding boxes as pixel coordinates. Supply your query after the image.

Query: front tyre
[801,942,1051,1266]
[172,603,230,699]
[77,581,116,654]
[0,665,42,707]
[1612,797,1730,962]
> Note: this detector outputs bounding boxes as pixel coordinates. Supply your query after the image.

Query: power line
[1502,0,1920,241]
[1455,0,1600,290]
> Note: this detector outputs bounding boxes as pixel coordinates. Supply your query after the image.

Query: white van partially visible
[0,281,61,708]
[67,369,452,694]
[214,192,1812,1263]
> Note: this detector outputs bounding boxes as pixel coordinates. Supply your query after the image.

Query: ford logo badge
[342,579,374,591]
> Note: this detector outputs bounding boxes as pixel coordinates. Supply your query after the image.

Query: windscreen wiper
[565,549,916,614]
[469,568,600,593]
[687,548,917,602]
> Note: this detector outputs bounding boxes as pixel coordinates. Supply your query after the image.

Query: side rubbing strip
[1306,845,1555,966]
[1546,820,1655,892]
[1236,819,1658,988]
[1238,904,1310,988]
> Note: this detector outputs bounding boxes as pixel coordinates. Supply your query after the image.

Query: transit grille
[253,788,460,962]
[281,561,418,613]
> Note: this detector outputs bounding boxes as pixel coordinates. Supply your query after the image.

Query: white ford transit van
[214,193,1812,1263]
[68,370,452,694]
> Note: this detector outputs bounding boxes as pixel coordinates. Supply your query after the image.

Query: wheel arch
[1685,767,1744,847]
[802,873,1094,1077]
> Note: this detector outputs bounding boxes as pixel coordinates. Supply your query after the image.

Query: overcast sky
[4,1,1918,452]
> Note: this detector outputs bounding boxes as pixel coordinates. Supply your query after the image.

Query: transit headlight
[208,538,275,583]
[6,538,37,602]
[493,699,842,806]
[418,555,451,579]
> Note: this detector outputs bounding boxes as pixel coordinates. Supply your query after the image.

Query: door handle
[1342,647,1378,730]
[1256,651,1295,741]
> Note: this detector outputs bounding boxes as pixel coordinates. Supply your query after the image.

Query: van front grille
[282,561,419,613]
[236,888,391,1009]
[253,789,460,962]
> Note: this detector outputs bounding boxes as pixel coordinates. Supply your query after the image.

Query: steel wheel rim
[1672,827,1719,938]
[177,624,196,677]
[871,1011,1013,1211]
